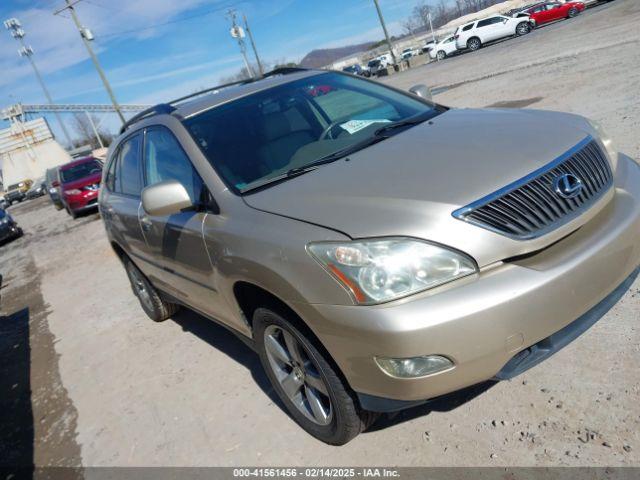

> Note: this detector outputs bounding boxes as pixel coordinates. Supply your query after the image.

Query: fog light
[375,355,453,378]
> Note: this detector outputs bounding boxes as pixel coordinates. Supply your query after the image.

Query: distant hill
[299,41,377,68]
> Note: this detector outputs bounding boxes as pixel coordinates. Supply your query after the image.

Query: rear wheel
[254,307,377,445]
[568,7,579,17]
[516,22,531,35]
[467,37,481,51]
[124,257,179,322]
[436,50,446,60]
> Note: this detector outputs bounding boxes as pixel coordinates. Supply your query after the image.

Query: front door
[138,126,222,318]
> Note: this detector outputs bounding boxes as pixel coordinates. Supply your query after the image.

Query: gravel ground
[0,0,638,469]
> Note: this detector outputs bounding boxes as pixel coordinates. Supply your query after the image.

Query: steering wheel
[318,120,344,141]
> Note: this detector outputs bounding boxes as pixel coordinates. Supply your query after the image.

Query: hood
[61,172,102,191]
[243,108,599,266]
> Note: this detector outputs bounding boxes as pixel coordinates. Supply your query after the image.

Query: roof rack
[119,67,311,134]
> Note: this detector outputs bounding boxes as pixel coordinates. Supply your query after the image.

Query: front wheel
[124,257,179,322]
[567,7,579,17]
[436,50,447,60]
[516,22,531,36]
[254,307,377,445]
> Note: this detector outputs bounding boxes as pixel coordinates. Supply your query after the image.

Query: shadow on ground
[0,305,34,477]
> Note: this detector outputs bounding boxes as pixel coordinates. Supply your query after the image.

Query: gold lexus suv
[99,68,640,444]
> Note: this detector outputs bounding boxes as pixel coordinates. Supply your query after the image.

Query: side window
[119,135,143,196]
[105,152,119,192]
[477,19,492,28]
[144,128,204,204]
[462,23,474,31]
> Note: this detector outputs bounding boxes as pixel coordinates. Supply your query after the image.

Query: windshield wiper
[285,136,388,177]
[240,136,386,194]
[373,111,435,137]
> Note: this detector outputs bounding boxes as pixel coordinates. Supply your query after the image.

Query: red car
[524,2,585,26]
[59,157,102,218]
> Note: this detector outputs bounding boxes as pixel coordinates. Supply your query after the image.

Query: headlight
[588,119,617,162]
[64,189,82,195]
[307,238,477,305]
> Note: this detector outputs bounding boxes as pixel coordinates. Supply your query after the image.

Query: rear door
[475,17,502,42]
[139,126,218,316]
[101,133,148,263]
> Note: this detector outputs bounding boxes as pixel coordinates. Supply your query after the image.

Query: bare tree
[70,113,113,149]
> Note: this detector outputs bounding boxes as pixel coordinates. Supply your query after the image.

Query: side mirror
[141,179,193,216]
[409,84,433,101]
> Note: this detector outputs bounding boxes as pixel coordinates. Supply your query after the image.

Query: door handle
[140,216,153,232]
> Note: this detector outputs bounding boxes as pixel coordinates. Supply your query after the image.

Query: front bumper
[292,154,640,407]
[66,190,99,212]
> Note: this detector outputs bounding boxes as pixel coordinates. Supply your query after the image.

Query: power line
[98,0,245,40]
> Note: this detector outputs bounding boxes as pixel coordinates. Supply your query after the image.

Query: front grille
[453,137,613,240]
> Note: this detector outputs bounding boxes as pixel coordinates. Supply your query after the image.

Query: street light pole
[3,18,73,147]
[243,13,264,76]
[372,0,398,67]
[55,0,125,125]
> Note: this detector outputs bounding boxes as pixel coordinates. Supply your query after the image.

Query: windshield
[184,72,441,193]
[7,184,20,190]
[60,159,102,183]
[367,60,380,67]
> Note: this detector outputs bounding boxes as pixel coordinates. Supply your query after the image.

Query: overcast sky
[0,0,429,142]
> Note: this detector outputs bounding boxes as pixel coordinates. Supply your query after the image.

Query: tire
[436,50,446,60]
[467,37,481,51]
[567,7,579,17]
[124,257,179,322]
[66,207,77,219]
[516,22,531,36]
[254,307,378,445]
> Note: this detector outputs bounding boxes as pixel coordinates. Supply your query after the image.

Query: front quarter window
[183,72,442,193]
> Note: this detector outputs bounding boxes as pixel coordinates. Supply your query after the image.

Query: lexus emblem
[554,173,583,199]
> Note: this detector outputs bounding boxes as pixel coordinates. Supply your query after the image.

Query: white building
[0,116,71,191]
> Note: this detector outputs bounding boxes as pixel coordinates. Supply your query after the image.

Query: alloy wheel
[128,267,154,311]
[517,23,530,35]
[437,51,446,60]
[468,39,480,50]
[263,325,332,426]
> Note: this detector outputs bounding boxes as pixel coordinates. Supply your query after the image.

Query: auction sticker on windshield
[340,119,390,134]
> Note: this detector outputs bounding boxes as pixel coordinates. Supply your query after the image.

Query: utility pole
[372,0,398,67]
[227,9,255,79]
[243,13,264,76]
[54,0,125,125]
[428,12,438,61]
[4,18,73,147]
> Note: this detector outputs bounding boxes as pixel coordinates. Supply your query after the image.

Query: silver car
[99,68,640,445]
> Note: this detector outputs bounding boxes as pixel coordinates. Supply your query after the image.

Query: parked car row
[0,156,103,221]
